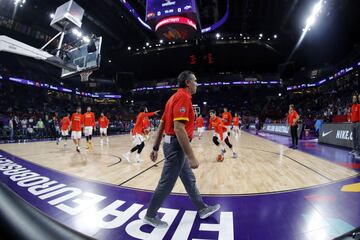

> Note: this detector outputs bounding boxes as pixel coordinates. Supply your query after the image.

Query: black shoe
[289,145,294,149]
[293,146,298,149]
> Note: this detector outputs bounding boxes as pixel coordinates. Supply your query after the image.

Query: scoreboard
[146,0,200,40]
[146,0,197,21]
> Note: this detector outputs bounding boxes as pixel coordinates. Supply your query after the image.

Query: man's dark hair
[140,106,147,112]
[210,110,216,115]
[178,70,195,88]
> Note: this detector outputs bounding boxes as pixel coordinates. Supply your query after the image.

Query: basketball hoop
[80,70,92,82]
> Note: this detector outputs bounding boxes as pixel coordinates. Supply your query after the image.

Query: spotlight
[108,60,112,63]
[203,101,207,105]
[146,42,149,46]
[306,15,316,26]
[72,28,82,37]
[216,33,220,39]
[127,46,131,50]
[50,13,55,19]
[259,33,263,37]
[274,34,278,39]
[278,93,282,97]
[82,36,90,43]
[14,0,26,7]
[159,39,163,44]
[303,0,323,31]
[312,1,322,15]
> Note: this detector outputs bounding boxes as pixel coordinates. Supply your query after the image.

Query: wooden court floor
[0,131,356,195]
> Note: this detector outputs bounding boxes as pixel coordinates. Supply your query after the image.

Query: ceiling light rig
[303,0,323,32]
[14,0,26,7]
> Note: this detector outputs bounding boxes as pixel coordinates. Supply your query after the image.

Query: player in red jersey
[57,113,71,147]
[232,113,240,136]
[70,107,84,152]
[83,107,96,150]
[350,94,360,158]
[98,112,109,145]
[195,114,205,139]
[209,110,237,159]
[142,115,151,141]
[222,107,232,136]
[122,107,160,163]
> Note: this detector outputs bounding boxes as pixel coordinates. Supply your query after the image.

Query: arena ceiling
[1,0,360,84]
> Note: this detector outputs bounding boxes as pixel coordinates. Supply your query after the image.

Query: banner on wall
[262,124,303,138]
[318,123,353,148]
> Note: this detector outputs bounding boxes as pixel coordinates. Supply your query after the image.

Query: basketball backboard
[61,36,102,78]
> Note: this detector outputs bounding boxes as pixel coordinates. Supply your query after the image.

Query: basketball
[216,154,224,162]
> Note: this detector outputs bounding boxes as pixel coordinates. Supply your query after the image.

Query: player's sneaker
[232,152,238,158]
[198,204,221,219]
[143,215,168,229]
[76,146,80,153]
[136,154,144,163]
[100,139,104,145]
[122,152,131,163]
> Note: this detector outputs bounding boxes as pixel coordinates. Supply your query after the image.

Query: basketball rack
[0,0,102,80]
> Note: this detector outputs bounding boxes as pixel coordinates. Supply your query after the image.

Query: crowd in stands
[1,61,359,142]
[0,81,137,142]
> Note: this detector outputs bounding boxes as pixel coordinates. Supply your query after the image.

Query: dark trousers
[146,137,206,218]
[353,122,360,151]
[290,125,298,146]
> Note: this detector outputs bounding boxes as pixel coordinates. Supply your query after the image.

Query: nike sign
[322,130,333,137]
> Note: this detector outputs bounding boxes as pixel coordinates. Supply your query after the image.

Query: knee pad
[212,136,220,146]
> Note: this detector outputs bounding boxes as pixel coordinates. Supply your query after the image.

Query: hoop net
[80,70,92,82]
